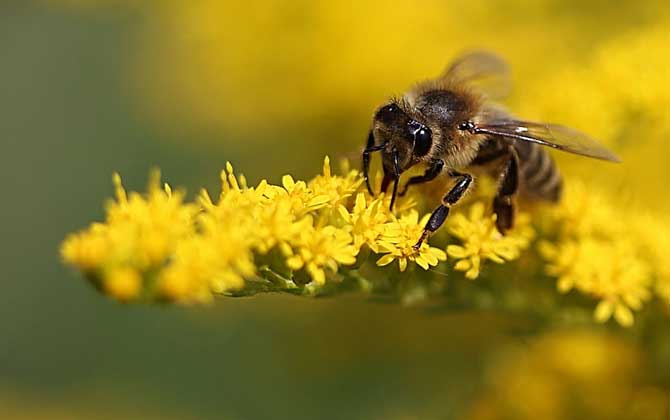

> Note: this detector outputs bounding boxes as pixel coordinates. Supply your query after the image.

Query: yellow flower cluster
[375,210,447,272]
[61,158,452,303]
[60,171,198,301]
[61,157,669,328]
[539,182,669,327]
[634,216,670,307]
[446,202,534,280]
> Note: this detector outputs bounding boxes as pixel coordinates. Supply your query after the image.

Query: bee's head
[372,101,433,172]
[365,101,433,209]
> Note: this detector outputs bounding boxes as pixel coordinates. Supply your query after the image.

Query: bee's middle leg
[493,148,519,234]
[413,171,472,250]
[399,159,445,196]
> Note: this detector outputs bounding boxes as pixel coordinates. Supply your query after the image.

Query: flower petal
[376,254,395,267]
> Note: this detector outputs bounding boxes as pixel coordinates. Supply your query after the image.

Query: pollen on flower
[337,193,389,253]
[446,202,534,280]
[308,156,362,207]
[375,210,447,272]
[285,222,357,285]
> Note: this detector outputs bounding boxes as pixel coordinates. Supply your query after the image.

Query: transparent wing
[441,51,512,100]
[475,119,621,162]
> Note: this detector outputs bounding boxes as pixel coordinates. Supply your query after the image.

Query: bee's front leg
[413,171,472,250]
[362,130,385,195]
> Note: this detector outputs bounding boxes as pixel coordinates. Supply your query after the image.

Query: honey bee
[363,51,620,249]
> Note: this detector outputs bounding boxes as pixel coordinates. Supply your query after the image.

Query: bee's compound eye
[375,103,401,123]
[409,121,432,156]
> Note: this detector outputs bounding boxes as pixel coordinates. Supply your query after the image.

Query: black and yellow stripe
[515,141,562,202]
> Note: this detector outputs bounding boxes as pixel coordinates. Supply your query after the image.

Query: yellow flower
[285,222,357,285]
[376,210,447,272]
[103,266,142,301]
[264,174,330,214]
[106,170,198,269]
[156,229,255,303]
[205,165,297,255]
[337,193,389,253]
[539,181,658,327]
[544,182,622,239]
[60,223,110,271]
[309,156,362,208]
[446,202,534,280]
[540,238,651,327]
[60,171,199,301]
[632,216,670,306]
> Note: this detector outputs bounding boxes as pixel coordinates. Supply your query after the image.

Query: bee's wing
[441,51,512,100]
[475,119,621,162]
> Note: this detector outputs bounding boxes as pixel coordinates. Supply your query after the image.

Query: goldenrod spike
[323,156,331,177]
[256,179,268,195]
[148,168,161,193]
[282,174,295,190]
[339,158,350,174]
[198,188,213,208]
[112,172,127,203]
[220,169,229,192]
[228,173,240,191]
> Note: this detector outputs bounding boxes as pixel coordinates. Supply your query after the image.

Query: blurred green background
[2,1,668,419]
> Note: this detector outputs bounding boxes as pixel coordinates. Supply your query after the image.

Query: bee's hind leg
[493,148,519,234]
[413,171,472,250]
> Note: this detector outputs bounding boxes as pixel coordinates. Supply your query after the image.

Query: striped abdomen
[514,141,562,202]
